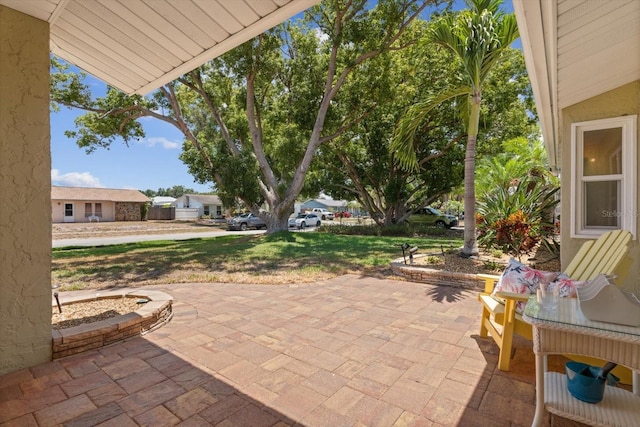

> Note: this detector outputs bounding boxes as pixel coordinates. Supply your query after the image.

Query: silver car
[227,213,267,231]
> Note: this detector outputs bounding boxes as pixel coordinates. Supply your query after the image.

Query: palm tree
[393,0,519,256]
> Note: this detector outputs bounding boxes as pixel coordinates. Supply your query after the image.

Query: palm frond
[392,86,471,171]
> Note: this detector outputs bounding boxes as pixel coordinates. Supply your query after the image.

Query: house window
[216,206,222,217]
[204,205,210,216]
[85,203,92,217]
[95,203,102,217]
[571,115,637,238]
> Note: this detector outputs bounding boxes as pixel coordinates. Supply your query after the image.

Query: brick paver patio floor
[1,275,576,426]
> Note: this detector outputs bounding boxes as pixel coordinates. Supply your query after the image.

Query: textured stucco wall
[0,6,52,375]
[560,81,640,293]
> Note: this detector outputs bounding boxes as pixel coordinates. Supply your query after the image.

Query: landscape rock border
[390,254,486,291]
[51,289,173,359]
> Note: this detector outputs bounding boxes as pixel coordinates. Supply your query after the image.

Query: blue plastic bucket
[565,362,605,403]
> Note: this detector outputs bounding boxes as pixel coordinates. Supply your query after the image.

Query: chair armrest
[477,273,501,294]
[493,291,531,302]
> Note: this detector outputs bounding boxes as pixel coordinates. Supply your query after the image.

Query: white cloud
[51,169,105,188]
[314,28,329,43]
[140,137,180,150]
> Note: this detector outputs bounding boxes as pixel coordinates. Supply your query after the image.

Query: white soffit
[513,0,640,171]
[556,0,640,110]
[1,0,320,95]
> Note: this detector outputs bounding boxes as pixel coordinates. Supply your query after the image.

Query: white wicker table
[522,297,640,427]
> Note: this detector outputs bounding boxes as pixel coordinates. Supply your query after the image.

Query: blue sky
[51,95,210,192]
[51,0,516,193]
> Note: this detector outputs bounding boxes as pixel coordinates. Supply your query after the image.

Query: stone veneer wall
[52,290,173,359]
[115,202,143,221]
[390,259,485,291]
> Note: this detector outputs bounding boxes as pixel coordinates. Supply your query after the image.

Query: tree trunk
[266,215,290,233]
[264,201,293,233]
[461,94,481,257]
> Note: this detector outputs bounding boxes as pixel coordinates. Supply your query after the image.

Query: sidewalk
[0,275,572,426]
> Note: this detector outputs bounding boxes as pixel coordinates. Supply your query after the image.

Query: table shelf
[523,298,640,426]
[544,372,640,427]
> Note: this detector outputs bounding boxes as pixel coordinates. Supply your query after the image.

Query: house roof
[52,186,150,203]
[513,0,640,170]
[0,0,320,95]
[177,194,222,205]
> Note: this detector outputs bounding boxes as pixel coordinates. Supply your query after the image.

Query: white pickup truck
[309,208,334,220]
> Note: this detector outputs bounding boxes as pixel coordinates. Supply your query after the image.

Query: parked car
[289,213,321,229]
[310,208,334,220]
[227,213,267,231]
[408,207,458,228]
[335,211,351,218]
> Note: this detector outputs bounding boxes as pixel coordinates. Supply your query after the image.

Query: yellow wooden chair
[477,229,632,373]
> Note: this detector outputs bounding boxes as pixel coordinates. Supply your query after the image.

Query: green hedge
[317,223,460,238]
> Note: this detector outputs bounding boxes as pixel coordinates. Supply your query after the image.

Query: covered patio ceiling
[0,0,320,95]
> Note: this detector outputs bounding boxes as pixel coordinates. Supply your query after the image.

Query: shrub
[482,260,502,271]
[426,255,443,265]
[490,249,504,258]
[477,178,559,261]
[140,203,149,221]
[318,222,458,238]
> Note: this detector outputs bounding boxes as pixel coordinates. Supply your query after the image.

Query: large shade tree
[51,0,445,233]
[312,29,466,225]
[316,35,534,226]
[392,0,519,256]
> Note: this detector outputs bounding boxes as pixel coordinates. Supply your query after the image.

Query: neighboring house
[151,196,176,207]
[174,194,225,218]
[51,186,150,223]
[515,0,640,293]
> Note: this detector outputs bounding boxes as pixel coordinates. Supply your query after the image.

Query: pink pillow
[549,273,587,298]
[493,258,560,296]
[492,258,560,313]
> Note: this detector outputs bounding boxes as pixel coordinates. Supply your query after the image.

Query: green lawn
[52,231,463,291]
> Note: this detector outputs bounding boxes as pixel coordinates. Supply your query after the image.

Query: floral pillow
[492,258,560,312]
[547,273,587,298]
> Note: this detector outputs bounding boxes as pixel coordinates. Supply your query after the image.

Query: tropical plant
[476,178,559,261]
[476,137,558,196]
[392,0,519,256]
[475,137,559,260]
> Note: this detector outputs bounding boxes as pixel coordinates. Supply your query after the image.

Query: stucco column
[0,6,52,375]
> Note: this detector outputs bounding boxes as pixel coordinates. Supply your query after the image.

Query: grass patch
[52,231,462,291]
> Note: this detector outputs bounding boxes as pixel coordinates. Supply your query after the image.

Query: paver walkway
[0,275,572,426]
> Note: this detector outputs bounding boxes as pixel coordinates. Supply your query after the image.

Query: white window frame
[570,115,637,239]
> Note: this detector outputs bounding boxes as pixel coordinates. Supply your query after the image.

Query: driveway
[0,275,566,426]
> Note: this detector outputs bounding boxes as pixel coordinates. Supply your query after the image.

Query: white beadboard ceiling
[1,0,320,95]
[514,0,640,169]
[557,0,640,110]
